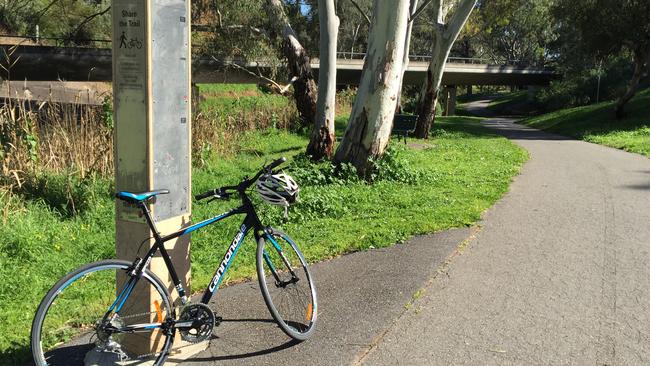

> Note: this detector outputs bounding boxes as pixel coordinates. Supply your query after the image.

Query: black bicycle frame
[128,194,266,308]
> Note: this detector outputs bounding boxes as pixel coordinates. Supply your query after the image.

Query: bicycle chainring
[178,303,215,343]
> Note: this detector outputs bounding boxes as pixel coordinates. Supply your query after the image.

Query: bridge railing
[335,51,522,66]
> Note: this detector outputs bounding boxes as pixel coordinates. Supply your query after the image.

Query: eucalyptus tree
[554,0,650,119]
[0,0,36,34]
[265,0,318,127]
[336,0,371,57]
[395,0,419,113]
[0,0,111,44]
[306,0,339,160]
[333,0,411,176]
[414,0,477,139]
[474,0,557,66]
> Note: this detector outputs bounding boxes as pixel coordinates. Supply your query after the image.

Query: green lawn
[197,83,292,117]
[0,116,528,364]
[487,91,529,115]
[521,89,650,157]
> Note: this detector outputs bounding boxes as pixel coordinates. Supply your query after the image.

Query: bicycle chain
[103,303,219,360]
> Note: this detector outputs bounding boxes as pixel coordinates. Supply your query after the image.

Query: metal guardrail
[335,51,523,66]
[0,33,111,48]
[2,34,525,67]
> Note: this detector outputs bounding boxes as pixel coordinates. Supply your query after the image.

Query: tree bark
[413,0,477,138]
[395,0,419,114]
[615,50,647,119]
[307,0,339,160]
[414,82,439,139]
[265,0,318,128]
[334,0,410,177]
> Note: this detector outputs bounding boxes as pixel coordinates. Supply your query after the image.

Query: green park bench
[392,114,418,143]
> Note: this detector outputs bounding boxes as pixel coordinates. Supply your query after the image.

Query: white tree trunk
[414,0,477,138]
[334,0,411,176]
[395,0,419,113]
[306,0,339,160]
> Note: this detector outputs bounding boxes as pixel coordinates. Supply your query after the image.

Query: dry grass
[192,94,299,165]
[0,94,113,190]
[1,81,302,192]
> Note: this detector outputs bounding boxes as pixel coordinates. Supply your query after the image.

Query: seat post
[139,202,162,241]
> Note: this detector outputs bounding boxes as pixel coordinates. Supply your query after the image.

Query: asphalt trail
[363,109,650,365]
[183,101,649,365]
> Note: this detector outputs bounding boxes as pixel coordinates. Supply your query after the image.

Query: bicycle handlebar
[194,157,287,201]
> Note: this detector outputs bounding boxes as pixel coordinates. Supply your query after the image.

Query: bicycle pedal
[214,315,223,327]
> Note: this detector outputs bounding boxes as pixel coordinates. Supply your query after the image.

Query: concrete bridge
[2,45,556,86]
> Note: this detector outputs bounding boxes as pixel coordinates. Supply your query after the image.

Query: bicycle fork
[262,233,300,287]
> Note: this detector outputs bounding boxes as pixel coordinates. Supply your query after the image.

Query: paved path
[181,229,469,365]
[362,115,650,365]
[183,102,650,365]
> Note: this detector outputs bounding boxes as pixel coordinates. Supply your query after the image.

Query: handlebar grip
[266,156,286,171]
[195,189,216,201]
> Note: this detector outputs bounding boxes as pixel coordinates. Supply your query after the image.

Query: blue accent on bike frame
[212,228,247,293]
[108,280,132,312]
[117,191,157,202]
[263,250,277,272]
[267,235,284,252]
[143,325,160,329]
[181,212,231,235]
[114,279,137,313]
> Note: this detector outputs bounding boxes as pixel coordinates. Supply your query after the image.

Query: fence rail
[1,34,525,67]
[335,51,522,66]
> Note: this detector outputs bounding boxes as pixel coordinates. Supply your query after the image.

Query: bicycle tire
[256,228,317,340]
[31,259,174,366]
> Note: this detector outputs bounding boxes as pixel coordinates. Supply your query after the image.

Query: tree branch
[210,56,293,95]
[69,6,111,41]
[347,0,371,26]
[31,0,60,26]
[410,0,432,22]
[443,0,477,41]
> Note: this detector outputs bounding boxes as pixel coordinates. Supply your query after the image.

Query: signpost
[111,0,203,360]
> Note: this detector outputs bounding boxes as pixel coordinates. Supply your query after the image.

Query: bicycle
[30,157,317,365]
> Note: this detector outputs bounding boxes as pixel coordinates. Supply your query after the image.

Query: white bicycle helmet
[256,172,300,207]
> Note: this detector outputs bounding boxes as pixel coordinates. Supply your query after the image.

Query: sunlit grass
[0,116,527,364]
[521,88,650,157]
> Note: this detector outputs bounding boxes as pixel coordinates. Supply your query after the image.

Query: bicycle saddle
[116,189,170,204]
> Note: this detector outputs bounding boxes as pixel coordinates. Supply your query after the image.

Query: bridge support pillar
[528,85,539,102]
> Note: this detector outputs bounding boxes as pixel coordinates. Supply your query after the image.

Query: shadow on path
[481,118,573,141]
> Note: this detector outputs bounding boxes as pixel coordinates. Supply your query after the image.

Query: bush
[537,55,643,111]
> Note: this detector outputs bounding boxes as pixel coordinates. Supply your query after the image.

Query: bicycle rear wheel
[31,260,174,366]
[256,228,317,340]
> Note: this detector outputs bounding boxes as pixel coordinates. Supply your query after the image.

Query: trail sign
[110,0,202,361]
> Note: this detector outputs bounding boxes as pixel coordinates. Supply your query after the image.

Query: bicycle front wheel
[31,260,174,366]
[256,228,317,340]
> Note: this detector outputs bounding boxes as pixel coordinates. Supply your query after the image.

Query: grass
[0,111,527,364]
[521,88,650,157]
[487,91,529,115]
[0,117,527,364]
[197,84,292,116]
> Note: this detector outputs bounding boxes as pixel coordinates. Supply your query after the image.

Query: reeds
[0,94,113,189]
